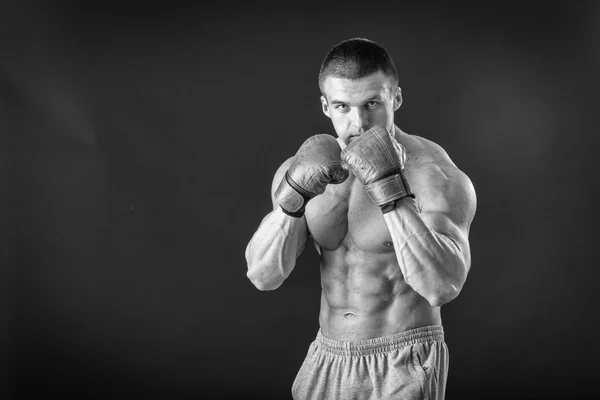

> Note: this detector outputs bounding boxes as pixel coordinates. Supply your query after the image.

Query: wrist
[274,171,313,218]
[364,170,415,213]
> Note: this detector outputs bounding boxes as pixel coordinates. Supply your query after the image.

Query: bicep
[418,164,477,265]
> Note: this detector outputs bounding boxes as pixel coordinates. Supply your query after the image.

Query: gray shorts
[292,325,448,400]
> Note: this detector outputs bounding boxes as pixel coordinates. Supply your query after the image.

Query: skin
[320,71,400,143]
[247,71,477,341]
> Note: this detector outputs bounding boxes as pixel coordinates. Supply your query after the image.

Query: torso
[304,130,445,340]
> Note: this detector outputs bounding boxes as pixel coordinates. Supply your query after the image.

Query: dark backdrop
[1,1,598,399]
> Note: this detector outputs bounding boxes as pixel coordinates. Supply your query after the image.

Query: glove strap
[274,171,314,218]
[364,170,415,214]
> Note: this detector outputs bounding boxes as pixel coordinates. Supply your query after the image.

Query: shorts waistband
[316,325,444,356]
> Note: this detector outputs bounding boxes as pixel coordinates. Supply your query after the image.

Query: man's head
[318,38,402,144]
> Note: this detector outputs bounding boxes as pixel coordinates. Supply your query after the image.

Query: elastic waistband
[316,325,444,356]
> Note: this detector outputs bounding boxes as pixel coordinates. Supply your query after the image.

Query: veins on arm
[245,157,310,290]
[385,160,477,306]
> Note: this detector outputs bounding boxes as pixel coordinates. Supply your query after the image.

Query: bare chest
[304,175,395,254]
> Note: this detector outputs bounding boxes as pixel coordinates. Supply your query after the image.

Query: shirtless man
[245,38,476,399]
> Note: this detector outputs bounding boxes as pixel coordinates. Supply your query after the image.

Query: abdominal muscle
[305,164,440,341]
[317,240,441,341]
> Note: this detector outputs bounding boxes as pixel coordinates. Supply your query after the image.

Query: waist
[316,325,444,356]
[319,289,440,340]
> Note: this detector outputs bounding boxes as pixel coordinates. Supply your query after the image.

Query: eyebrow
[329,95,383,105]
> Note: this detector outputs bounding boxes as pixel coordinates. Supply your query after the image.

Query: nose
[350,108,370,132]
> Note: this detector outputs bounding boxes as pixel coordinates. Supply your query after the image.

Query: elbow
[245,238,296,291]
[245,244,282,291]
[247,274,281,291]
[246,263,284,291]
[424,283,462,307]
[426,258,468,307]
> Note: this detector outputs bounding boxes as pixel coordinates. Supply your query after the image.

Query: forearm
[245,207,307,291]
[383,197,466,306]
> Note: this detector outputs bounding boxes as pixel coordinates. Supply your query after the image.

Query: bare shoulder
[404,133,477,229]
[401,133,454,168]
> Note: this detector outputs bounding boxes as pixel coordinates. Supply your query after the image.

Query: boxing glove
[275,134,348,217]
[341,125,414,213]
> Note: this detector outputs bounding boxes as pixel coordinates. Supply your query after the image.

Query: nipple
[383,241,394,248]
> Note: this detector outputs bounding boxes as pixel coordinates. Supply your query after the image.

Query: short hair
[318,38,398,95]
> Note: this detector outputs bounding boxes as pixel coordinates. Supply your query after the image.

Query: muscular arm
[245,159,309,290]
[384,162,477,307]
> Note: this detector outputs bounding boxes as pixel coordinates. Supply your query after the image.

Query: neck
[393,125,407,139]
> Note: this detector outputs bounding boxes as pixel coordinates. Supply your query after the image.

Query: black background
[1,1,598,399]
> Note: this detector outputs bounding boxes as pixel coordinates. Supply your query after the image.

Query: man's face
[320,71,402,144]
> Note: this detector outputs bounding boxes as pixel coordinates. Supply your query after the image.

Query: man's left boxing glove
[274,134,349,217]
[341,125,414,213]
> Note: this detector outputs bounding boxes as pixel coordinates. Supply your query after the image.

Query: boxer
[246,38,477,400]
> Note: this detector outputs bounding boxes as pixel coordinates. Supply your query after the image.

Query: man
[245,38,476,400]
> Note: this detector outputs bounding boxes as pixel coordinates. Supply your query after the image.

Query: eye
[335,104,349,112]
[367,101,379,108]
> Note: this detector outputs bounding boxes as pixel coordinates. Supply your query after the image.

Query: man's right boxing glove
[274,134,349,218]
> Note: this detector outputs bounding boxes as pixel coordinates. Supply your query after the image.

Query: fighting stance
[245,38,476,399]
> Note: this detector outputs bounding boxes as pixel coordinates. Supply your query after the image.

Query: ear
[321,95,331,118]
[393,87,403,111]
